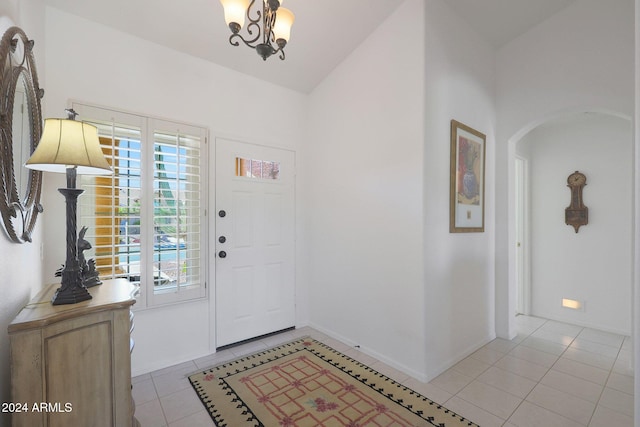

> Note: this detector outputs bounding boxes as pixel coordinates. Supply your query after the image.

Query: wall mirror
[0,26,44,243]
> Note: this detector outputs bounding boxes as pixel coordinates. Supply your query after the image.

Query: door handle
[218,210,226,217]
[218,251,227,258]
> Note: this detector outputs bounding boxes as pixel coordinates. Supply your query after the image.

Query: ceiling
[41,0,577,93]
[447,0,577,48]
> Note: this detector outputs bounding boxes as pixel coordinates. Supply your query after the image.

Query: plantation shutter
[78,118,144,285]
[148,120,206,305]
[74,103,207,307]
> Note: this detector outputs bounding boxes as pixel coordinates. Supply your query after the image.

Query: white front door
[215,138,295,347]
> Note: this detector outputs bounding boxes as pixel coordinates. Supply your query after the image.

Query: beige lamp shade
[26,118,112,175]
[220,0,250,28]
[273,7,294,42]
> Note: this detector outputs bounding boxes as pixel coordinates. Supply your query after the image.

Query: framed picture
[450,119,486,233]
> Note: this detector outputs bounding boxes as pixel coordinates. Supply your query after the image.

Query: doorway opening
[508,112,633,335]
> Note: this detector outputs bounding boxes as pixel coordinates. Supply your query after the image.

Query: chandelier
[219,0,295,61]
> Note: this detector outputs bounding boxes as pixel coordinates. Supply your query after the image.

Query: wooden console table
[8,279,139,427]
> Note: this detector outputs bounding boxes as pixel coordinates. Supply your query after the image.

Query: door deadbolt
[218,236,226,243]
[218,210,226,218]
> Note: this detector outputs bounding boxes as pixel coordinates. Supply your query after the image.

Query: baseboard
[307,322,429,383]
[134,322,309,377]
[533,311,631,337]
[132,349,214,377]
[426,334,495,382]
[134,323,494,383]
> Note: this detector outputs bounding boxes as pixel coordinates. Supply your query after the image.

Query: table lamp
[26,109,112,305]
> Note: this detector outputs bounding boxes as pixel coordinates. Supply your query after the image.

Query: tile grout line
[150,375,171,427]
[499,318,555,425]
[505,320,633,426]
[547,326,630,427]
[515,322,592,426]
[585,340,631,426]
[449,317,554,425]
[500,319,599,426]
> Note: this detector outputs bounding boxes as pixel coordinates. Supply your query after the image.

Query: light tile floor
[132,315,634,426]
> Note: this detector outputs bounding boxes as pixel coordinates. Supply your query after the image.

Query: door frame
[515,155,531,316]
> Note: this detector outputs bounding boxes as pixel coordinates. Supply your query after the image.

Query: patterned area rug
[189,337,478,427]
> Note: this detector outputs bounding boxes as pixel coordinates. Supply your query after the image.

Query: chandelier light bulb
[273,7,294,42]
[220,0,250,29]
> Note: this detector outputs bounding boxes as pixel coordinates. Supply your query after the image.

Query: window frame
[71,101,208,309]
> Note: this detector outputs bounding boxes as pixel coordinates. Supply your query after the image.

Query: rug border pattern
[189,337,479,427]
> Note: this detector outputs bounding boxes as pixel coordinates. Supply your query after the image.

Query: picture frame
[450,119,486,233]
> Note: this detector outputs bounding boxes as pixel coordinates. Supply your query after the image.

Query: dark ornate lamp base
[51,284,92,305]
[51,172,94,306]
[84,275,102,288]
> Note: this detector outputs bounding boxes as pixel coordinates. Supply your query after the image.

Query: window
[74,103,208,307]
[235,157,280,179]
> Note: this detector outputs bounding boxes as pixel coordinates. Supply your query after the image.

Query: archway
[504,109,633,336]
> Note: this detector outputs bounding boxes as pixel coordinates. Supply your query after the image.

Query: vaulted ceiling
[42,0,577,93]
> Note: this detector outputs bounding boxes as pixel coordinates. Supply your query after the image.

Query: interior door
[215,138,295,347]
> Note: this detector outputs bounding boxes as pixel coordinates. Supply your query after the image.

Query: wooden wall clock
[565,171,588,233]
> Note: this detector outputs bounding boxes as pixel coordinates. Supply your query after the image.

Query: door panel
[233,192,254,247]
[215,138,295,347]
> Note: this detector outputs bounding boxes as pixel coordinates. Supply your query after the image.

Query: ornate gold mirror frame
[0,26,44,243]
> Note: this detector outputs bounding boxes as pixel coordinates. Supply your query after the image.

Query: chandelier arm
[228,0,263,49]
[246,0,261,25]
[263,4,276,45]
[275,38,287,60]
[228,33,242,47]
[243,20,262,44]
[229,32,261,49]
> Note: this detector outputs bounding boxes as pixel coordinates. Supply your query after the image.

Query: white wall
[304,0,427,379]
[304,0,496,381]
[422,0,496,379]
[0,3,46,425]
[0,2,18,20]
[519,113,632,334]
[634,0,640,419]
[43,7,307,375]
[495,0,635,339]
